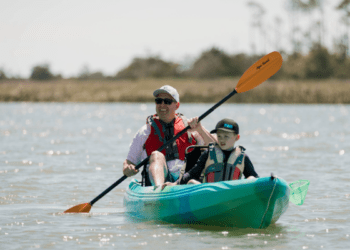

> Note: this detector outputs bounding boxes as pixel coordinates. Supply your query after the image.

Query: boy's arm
[243,155,259,179]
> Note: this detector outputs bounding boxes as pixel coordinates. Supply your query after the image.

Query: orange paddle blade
[64,203,92,213]
[235,51,283,93]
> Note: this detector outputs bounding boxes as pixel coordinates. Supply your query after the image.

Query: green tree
[188,48,237,79]
[305,44,333,79]
[116,57,179,79]
[336,0,350,56]
[77,65,105,80]
[281,52,307,79]
[0,69,7,80]
[30,64,54,81]
[247,1,266,54]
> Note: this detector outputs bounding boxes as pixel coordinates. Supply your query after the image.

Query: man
[123,85,216,186]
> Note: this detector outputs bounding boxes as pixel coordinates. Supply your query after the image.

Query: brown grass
[0,78,349,103]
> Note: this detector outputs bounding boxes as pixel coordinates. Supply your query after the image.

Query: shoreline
[1,78,350,104]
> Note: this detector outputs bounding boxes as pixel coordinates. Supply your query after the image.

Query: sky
[0,0,343,78]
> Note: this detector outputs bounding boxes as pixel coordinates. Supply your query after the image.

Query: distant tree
[77,65,105,80]
[336,0,350,56]
[285,0,301,53]
[88,72,105,80]
[247,1,266,54]
[274,16,284,52]
[333,35,348,61]
[116,57,179,79]
[77,65,90,80]
[54,74,63,80]
[281,52,307,79]
[0,69,7,80]
[187,48,238,79]
[284,0,325,54]
[230,53,256,76]
[305,44,333,79]
[30,64,54,81]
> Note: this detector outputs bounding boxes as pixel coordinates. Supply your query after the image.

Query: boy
[162,118,259,188]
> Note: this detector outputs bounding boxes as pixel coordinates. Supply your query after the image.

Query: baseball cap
[153,85,179,103]
[210,118,239,134]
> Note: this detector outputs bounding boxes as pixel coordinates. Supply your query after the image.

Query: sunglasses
[155,98,175,105]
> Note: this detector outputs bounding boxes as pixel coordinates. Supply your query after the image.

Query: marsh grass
[0,78,349,103]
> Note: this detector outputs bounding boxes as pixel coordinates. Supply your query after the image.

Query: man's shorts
[147,160,183,186]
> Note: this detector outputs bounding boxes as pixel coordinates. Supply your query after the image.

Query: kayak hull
[123,177,290,228]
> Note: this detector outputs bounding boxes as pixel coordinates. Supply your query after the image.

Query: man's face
[155,93,179,123]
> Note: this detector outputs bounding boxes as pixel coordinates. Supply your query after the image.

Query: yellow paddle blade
[64,203,92,213]
[235,51,283,93]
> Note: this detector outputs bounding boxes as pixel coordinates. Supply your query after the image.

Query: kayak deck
[123,177,290,228]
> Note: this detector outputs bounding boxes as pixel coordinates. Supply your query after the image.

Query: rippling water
[1,103,349,249]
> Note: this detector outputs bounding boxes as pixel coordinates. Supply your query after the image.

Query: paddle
[64,51,283,213]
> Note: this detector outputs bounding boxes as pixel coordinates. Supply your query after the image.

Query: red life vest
[144,114,197,161]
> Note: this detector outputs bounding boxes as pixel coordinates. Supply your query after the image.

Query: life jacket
[178,145,209,183]
[143,113,197,161]
[200,143,246,183]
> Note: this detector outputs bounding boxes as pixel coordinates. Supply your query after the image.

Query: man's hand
[161,182,177,190]
[123,159,138,177]
[187,116,218,145]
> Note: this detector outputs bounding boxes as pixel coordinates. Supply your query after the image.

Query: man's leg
[148,151,167,186]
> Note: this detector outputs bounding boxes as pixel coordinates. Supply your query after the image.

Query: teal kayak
[123,176,290,228]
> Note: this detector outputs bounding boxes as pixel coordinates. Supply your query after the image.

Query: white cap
[153,85,179,103]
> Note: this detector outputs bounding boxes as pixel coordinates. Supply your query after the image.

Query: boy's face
[217,130,240,151]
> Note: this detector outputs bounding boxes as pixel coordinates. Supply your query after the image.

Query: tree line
[1,43,349,81]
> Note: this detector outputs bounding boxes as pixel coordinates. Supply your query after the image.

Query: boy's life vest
[143,113,197,161]
[200,143,246,183]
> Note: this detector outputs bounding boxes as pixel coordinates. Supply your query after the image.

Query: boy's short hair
[210,118,239,134]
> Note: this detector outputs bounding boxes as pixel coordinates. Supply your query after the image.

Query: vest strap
[179,114,192,144]
[148,115,165,144]
[208,143,218,164]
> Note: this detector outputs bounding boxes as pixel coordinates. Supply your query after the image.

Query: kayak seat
[184,145,209,172]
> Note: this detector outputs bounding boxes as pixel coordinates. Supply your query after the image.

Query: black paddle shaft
[89,89,238,206]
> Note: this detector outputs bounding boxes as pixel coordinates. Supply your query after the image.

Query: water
[1,102,349,249]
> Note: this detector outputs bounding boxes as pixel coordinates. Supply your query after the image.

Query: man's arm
[123,124,150,176]
[187,117,217,145]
